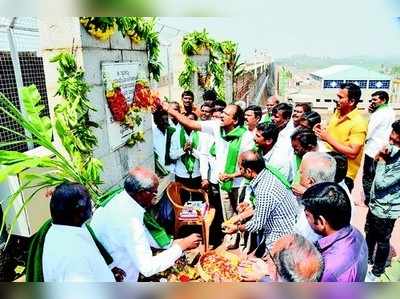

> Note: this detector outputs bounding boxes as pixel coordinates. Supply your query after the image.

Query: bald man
[91,167,202,281]
[261,96,280,124]
[240,233,324,282]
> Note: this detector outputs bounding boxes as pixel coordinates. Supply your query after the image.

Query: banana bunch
[80,18,117,41]
[129,32,142,44]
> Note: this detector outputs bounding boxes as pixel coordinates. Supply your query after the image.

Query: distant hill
[275,54,400,73]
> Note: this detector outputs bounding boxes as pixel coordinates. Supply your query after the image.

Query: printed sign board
[101,62,140,151]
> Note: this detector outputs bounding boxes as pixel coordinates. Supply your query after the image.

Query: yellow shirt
[326,109,368,179]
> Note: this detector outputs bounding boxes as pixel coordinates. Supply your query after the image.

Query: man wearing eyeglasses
[90,167,202,281]
[314,83,368,191]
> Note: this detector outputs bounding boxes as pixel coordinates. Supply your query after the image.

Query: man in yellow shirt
[314,83,367,191]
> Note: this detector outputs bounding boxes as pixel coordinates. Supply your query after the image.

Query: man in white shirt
[254,122,283,170]
[363,91,395,204]
[168,101,181,129]
[291,152,337,243]
[152,110,176,176]
[170,112,202,195]
[162,102,254,221]
[42,183,115,282]
[271,103,296,179]
[244,105,262,135]
[91,167,201,282]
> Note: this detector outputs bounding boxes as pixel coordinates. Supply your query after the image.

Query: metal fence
[0,17,50,153]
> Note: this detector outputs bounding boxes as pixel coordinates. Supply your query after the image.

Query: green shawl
[220,126,247,192]
[179,127,199,177]
[25,220,113,282]
[98,186,172,248]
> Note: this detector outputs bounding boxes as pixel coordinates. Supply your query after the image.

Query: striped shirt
[245,169,299,249]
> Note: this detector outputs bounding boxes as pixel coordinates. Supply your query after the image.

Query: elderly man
[314,83,368,191]
[239,233,324,282]
[292,152,337,243]
[223,151,298,251]
[261,95,279,124]
[39,183,115,282]
[91,167,201,281]
[302,182,368,282]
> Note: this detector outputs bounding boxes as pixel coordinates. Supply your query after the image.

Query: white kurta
[200,120,255,188]
[270,123,295,180]
[152,124,175,173]
[42,224,115,282]
[365,105,395,158]
[170,128,201,178]
[90,190,182,282]
[198,132,219,184]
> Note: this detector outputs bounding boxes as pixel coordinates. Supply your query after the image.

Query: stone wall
[39,17,155,191]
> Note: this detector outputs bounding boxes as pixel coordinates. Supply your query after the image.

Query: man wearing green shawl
[91,167,202,282]
[162,102,255,222]
[260,95,279,124]
[28,183,116,282]
[170,112,202,195]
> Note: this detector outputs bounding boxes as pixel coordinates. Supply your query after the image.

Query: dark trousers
[175,175,202,202]
[344,176,354,192]
[362,154,376,205]
[365,209,396,276]
[207,183,224,247]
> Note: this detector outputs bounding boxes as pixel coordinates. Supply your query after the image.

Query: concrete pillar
[39,17,155,191]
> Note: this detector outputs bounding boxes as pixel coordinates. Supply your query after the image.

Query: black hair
[184,111,198,120]
[302,111,321,129]
[340,82,361,105]
[272,103,293,120]
[371,90,389,104]
[240,151,266,174]
[181,90,194,99]
[232,105,245,126]
[50,183,92,226]
[202,89,217,103]
[295,102,312,113]
[326,151,348,183]
[392,119,400,135]
[302,182,351,231]
[152,109,169,127]
[215,99,227,111]
[244,105,262,120]
[256,122,280,145]
[201,102,215,110]
[291,128,318,150]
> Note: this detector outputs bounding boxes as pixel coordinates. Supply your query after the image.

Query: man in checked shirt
[222,150,299,252]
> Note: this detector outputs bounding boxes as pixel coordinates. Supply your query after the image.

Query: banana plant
[0,52,103,243]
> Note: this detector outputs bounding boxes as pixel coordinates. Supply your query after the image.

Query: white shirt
[264,122,295,181]
[198,132,218,184]
[170,128,201,178]
[42,224,115,282]
[294,208,322,244]
[365,105,395,158]
[91,191,182,281]
[152,124,174,173]
[200,121,255,188]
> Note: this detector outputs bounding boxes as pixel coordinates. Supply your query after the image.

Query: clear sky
[159,0,400,60]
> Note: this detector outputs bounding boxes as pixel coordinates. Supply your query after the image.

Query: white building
[289,65,397,110]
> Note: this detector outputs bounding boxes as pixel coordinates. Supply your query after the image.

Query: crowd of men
[29,83,400,282]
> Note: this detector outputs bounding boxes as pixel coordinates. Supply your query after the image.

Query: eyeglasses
[140,188,158,196]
